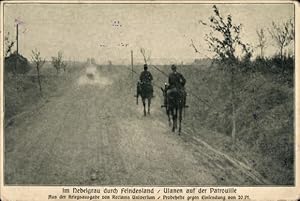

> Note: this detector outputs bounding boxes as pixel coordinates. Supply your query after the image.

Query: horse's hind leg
[166,108,171,127]
[136,84,140,105]
[147,98,151,115]
[172,117,175,132]
[171,109,177,132]
[178,108,182,135]
[168,112,171,127]
[172,117,176,132]
[174,108,178,130]
[142,98,146,116]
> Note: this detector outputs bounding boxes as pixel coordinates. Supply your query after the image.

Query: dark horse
[136,81,153,116]
[161,84,186,134]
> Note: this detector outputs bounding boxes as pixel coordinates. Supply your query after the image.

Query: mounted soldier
[136,64,154,115]
[140,64,153,85]
[164,64,187,107]
[161,64,187,134]
[138,64,154,97]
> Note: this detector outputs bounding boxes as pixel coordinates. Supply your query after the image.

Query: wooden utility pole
[131,50,133,79]
[16,23,19,55]
[14,24,19,74]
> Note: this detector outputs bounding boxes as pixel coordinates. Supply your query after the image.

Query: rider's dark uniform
[168,71,186,90]
[140,70,153,83]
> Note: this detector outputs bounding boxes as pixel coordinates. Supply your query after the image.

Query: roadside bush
[179,56,294,184]
[4,53,31,74]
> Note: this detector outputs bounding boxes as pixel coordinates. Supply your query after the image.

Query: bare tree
[61,62,67,72]
[140,48,151,64]
[31,49,45,94]
[289,20,294,41]
[199,5,252,144]
[4,32,15,58]
[91,58,96,65]
[51,51,66,74]
[256,28,267,58]
[190,39,212,60]
[190,39,200,54]
[268,19,294,60]
[51,51,62,74]
[51,51,67,74]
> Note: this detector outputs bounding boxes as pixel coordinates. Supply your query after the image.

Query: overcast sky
[4,3,294,64]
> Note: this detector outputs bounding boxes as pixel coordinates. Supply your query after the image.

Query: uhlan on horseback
[136,64,154,116]
[161,64,188,134]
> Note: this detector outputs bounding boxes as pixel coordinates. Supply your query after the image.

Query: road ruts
[4,64,265,185]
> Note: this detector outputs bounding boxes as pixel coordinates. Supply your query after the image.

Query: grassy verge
[4,62,85,123]
[147,62,294,185]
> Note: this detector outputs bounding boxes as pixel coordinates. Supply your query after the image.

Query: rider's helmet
[144,64,148,70]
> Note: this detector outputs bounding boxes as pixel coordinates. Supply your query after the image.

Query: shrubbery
[182,4,294,184]
[180,55,294,184]
[4,53,31,74]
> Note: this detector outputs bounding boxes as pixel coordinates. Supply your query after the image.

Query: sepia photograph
[1,0,296,191]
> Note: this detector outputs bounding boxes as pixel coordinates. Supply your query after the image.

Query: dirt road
[4,64,266,185]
